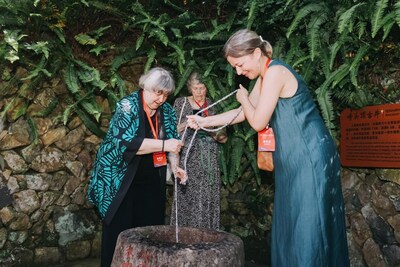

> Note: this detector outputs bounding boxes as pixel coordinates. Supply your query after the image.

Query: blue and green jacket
[87,89,179,224]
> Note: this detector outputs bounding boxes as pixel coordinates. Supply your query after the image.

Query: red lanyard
[194,99,208,116]
[142,91,159,139]
[259,57,271,93]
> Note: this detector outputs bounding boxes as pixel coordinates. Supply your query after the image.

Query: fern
[169,42,186,69]
[286,3,325,38]
[64,63,80,94]
[110,47,139,74]
[229,137,244,184]
[135,34,145,51]
[381,12,396,41]
[246,0,259,29]
[299,61,317,84]
[110,74,127,99]
[174,61,195,96]
[307,13,328,60]
[317,90,335,131]
[319,48,331,78]
[74,105,106,138]
[219,148,229,185]
[143,49,157,73]
[291,55,312,69]
[284,38,304,65]
[355,21,367,39]
[308,14,325,61]
[203,61,216,77]
[209,19,230,40]
[79,97,102,122]
[333,65,351,88]
[149,29,169,46]
[204,79,218,100]
[20,56,51,80]
[26,115,39,144]
[337,3,366,33]
[395,0,400,26]
[315,66,348,124]
[371,0,389,38]
[349,45,369,87]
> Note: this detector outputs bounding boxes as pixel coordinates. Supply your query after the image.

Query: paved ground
[54,258,269,267]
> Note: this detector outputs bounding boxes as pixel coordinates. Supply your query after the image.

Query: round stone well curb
[112,225,245,267]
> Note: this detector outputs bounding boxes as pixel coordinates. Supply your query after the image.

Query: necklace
[193,98,208,116]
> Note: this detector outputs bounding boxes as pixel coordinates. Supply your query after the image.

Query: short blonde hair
[223,29,273,58]
[186,72,205,94]
[139,67,175,94]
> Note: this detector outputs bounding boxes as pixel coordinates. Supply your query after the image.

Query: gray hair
[139,67,175,94]
[223,29,273,58]
[186,72,205,93]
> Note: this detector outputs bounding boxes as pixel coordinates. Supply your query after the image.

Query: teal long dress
[269,60,349,267]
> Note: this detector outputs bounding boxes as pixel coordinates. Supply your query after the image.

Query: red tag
[258,127,275,151]
[153,152,167,167]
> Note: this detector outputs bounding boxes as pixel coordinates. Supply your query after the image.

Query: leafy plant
[1,0,399,186]
[285,0,400,137]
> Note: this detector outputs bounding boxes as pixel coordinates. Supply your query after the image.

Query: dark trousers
[101,179,166,267]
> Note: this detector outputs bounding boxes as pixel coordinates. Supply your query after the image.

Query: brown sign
[340,103,400,168]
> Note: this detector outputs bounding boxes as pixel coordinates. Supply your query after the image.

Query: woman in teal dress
[187,29,349,266]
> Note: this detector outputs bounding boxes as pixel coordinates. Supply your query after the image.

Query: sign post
[340,103,400,168]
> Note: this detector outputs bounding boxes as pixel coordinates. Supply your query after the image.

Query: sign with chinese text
[340,103,400,168]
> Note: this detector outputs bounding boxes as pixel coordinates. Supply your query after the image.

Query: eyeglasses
[152,90,170,97]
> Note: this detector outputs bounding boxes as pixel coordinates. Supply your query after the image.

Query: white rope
[182,106,242,178]
[180,89,239,141]
[174,96,186,243]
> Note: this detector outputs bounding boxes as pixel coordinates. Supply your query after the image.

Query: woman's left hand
[236,84,249,104]
[174,167,187,185]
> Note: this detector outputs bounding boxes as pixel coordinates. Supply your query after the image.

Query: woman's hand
[174,166,187,185]
[186,115,206,130]
[177,121,187,133]
[236,84,249,104]
[164,139,184,154]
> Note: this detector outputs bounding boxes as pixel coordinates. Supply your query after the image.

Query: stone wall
[0,72,399,266]
[342,168,400,267]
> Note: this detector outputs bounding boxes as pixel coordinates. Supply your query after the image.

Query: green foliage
[285,0,400,132]
[0,0,399,187]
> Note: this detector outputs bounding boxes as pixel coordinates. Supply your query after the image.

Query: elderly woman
[170,72,227,230]
[87,67,186,267]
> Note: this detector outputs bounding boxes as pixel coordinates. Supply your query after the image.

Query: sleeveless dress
[170,97,221,229]
[269,60,349,266]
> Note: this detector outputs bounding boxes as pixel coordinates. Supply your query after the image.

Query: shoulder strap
[178,97,187,125]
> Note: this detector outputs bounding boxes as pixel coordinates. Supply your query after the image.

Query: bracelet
[162,140,165,152]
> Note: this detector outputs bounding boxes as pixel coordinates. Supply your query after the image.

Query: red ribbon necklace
[260,57,271,91]
[142,91,159,139]
[194,99,208,116]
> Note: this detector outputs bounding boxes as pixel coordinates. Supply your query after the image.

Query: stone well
[111,225,245,267]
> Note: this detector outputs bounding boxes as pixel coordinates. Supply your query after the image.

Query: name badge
[258,127,275,151]
[153,152,167,167]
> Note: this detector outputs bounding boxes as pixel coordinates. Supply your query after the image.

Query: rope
[180,89,239,141]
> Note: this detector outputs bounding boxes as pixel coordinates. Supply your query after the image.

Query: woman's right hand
[164,139,183,154]
[186,115,205,130]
